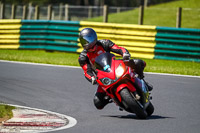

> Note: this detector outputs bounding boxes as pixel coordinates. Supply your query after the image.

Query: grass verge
[0,50,80,66]
[0,50,199,76]
[0,104,15,124]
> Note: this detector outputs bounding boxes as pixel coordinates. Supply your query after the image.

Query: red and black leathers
[78,39,129,83]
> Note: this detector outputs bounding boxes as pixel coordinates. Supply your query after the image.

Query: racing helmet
[79,28,97,52]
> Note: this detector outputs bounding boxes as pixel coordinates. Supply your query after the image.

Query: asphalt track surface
[0,60,200,133]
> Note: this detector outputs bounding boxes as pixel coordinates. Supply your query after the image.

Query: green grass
[86,0,200,28]
[0,50,80,66]
[143,58,200,76]
[0,50,199,76]
[0,104,15,118]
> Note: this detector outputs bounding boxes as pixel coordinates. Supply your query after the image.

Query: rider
[78,28,153,110]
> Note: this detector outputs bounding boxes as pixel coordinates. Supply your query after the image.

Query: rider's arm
[78,51,94,83]
[108,41,131,61]
[110,44,130,56]
[99,39,130,56]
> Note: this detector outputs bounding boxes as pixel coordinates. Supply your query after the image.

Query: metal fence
[0,3,135,21]
[142,7,200,28]
[1,3,199,28]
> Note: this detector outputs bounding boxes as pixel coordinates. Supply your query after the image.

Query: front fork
[127,67,151,109]
[134,77,151,109]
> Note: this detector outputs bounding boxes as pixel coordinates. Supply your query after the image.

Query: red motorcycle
[94,52,154,119]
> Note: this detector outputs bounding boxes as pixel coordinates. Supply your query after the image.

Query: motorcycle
[94,52,154,119]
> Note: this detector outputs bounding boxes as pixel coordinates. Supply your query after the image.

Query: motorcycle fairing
[94,52,115,72]
[95,52,138,104]
[96,56,127,86]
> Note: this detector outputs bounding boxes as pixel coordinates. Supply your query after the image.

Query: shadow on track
[102,114,173,120]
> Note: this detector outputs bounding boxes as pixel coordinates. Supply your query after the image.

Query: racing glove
[123,53,131,61]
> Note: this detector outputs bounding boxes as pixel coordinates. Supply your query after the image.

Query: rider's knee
[93,92,109,110]
[93,95,104,110]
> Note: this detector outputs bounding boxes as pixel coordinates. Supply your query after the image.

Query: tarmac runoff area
[0,104,77,133]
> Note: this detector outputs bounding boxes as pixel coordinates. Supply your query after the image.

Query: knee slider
[93,95,104,110]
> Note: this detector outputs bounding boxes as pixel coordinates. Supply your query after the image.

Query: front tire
[119,88,147,119]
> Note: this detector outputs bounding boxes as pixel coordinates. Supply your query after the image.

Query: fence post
[52,10,55,20]
[27,3,32,20]
[65,4,69,21]
[0,3,5,19]
[22,5,27,19]
[103,5,108,23]
[144,0,148,7]
[47,4,52,20]
[88,6,92,18]
[11,4,16,19]
[59,3,63,20]
[117,7,121,13]
[176,7,182,28]
[34,5,39,20]
[138,5,144,25]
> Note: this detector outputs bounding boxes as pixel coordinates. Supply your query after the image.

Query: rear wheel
[119,88,147,119]
[146,102,154,116]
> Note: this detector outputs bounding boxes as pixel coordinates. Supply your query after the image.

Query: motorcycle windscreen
[94,52,115,72]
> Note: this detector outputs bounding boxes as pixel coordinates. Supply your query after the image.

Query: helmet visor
[79,28,97,50]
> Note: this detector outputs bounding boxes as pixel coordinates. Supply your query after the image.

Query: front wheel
[119,88,147,119]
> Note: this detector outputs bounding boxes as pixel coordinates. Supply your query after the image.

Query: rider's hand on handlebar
[123,53,131,61]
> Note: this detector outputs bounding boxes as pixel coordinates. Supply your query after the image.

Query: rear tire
[146,102,154,116]
[119,88,147,119]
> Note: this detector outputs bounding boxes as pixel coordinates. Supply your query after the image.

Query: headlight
[101,77,112,85]
[115,64,124,78]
